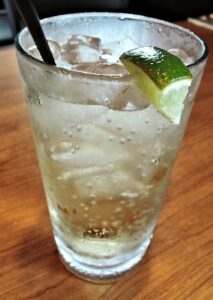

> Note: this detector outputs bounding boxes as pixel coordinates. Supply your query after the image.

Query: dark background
[0,0,212,45]
[12,0,213,21]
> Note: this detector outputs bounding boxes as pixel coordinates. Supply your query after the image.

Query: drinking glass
[15,13,208,282]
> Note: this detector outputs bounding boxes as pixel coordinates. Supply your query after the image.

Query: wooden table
[0,22,212,300]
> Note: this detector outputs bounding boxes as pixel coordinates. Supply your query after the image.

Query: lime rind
[120,47,192,124]
[120,47,192,89]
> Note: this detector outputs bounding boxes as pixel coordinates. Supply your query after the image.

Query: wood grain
[0,22,212,300]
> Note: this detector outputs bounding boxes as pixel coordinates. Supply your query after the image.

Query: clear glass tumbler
[15,13,208,282]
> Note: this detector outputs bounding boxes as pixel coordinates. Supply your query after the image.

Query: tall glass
[15,13,208,282]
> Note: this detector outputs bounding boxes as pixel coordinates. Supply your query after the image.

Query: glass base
[54,234,152,283]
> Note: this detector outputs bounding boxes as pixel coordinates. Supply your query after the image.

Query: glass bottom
[54,233,152,283]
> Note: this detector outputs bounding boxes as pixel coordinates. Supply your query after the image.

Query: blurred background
[0,0,212,46]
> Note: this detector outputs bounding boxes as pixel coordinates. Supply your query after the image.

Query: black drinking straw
[14,0,56,65]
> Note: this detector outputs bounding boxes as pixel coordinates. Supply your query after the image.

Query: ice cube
[168,48,194,66]
[94,105,170,156]
[112,85,148,111]
[73,62,128,76]
[55,56,73,69]
[56,74,129,107]
[62,45,100,64]
[57,149,144,200]
[30,101,109,136]
[68,34,101,50]
[48,39,61,60]
[51,128,140,201]
[28,39,61,61]
[70,63,97,73]
[61,34,101,64]
[28,45,41,60]
[100,48,120,64]
[53,142,131,169]
[72,169,144,200]
[102,36,141,57]
[100,54,120,64]
[92,63,129,76]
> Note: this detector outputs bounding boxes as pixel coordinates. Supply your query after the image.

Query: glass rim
[15,12,209,81]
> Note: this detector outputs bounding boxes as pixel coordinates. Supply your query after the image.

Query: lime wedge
[120,47,192,124]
